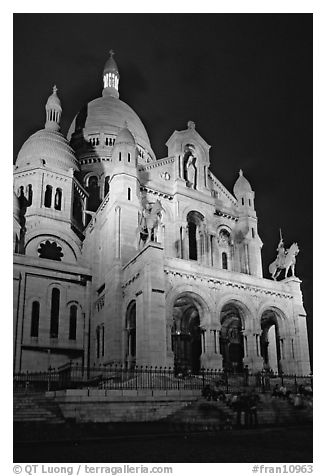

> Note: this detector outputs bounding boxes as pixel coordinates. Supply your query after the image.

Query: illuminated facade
[13,52,310,375]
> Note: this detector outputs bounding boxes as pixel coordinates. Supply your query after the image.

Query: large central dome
[67,51,155,161]
[67,95,153,154]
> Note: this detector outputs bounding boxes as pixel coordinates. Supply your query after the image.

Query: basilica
[13,52,310,376]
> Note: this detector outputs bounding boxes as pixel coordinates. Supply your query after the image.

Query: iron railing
[13,363,313,394]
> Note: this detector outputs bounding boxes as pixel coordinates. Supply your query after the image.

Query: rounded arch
[125,300,136,365]
[257,303,292,336]
[170,291,205,374]
[186,211,205,261]
[83,172,101,188]
[258,305,290,374]
[181,140,206,162]
[181,205,207,224]
[216,295,255,331]
[66,300,83,313]
[166,284,215,329]
[24,229,81,262]
[218,298,253,372]
[216,224,233,236]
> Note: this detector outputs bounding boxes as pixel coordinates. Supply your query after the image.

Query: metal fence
[13,363,313,394]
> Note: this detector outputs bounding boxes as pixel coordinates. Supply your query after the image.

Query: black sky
[13,13,313,358]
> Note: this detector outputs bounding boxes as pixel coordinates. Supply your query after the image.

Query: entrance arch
[260,309,282,374]
[171,293,203,374]
[220,302,245,372]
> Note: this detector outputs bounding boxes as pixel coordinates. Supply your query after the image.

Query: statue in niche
[218,230,231,246]
[185,153,196,189]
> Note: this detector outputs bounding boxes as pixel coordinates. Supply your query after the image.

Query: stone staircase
[256,394,312,426]
[166,398,234,431]
[13,393,65,423]
[13,391,312,429]
[165,394,312,431]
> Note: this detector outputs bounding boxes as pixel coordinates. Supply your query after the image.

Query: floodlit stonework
[13,52,310,376]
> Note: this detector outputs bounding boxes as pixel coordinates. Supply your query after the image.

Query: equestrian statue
[268,230,300,280]
[138,199,164,247]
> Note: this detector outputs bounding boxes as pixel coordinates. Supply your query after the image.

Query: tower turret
[14,86,83,262]
[102,49,120,99]
[233,170,263,277]
[45,85,62,131]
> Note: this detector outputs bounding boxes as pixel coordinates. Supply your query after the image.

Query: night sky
[13,14,312,357]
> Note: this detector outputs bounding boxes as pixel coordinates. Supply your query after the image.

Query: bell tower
[233,170,263,277]
[166,121,211,195]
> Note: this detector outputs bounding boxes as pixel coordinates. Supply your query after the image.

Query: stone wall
[47,389,201,422]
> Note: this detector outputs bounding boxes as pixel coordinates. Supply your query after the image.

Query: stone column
[180,224,189,260]
[243,330,264,372]
[115,205,121,259]
[166,323,174,367]
[267,326,278,374]
[200,328,223,369]
[279,335,294,374]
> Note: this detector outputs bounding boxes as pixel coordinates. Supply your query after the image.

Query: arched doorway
[260,310,282,374]
[220,303,244,372]
[171,294,202,374]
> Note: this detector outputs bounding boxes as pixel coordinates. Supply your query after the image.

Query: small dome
[46,85,62,109]
[13,191,20,221]
[115,125,135,145]
[233,169,253,198]
[15,129,79,172]
[103,50,119,75]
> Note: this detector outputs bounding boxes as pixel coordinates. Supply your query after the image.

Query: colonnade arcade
[168,293,289,374]
[123,292,291,374]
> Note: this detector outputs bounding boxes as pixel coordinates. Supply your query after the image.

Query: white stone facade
[13,54,310,376]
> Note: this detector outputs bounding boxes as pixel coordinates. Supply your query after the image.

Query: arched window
[69,305,77,340]
[27,184,33,206]
[73,194,83,225]
[44,185,52,208]
[101,325,105,357]
[54,188,62,210]
[222,252,228,270]
[30,301,40,337]
[119,152,122,161]
[128,153,131,163]
[126,302,136,361]
[127,187,131,201]
[188,221,197,260]
[95,324,104,358]
[186,211,204,261]
[241,197,244,206]
[87,176,100,212]
[104,176,110,196]
[96,326,100,358]
[50,288,60,338]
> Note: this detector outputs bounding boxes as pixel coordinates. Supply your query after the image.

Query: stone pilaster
[243,330,264,372]
[200,328,223,369]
